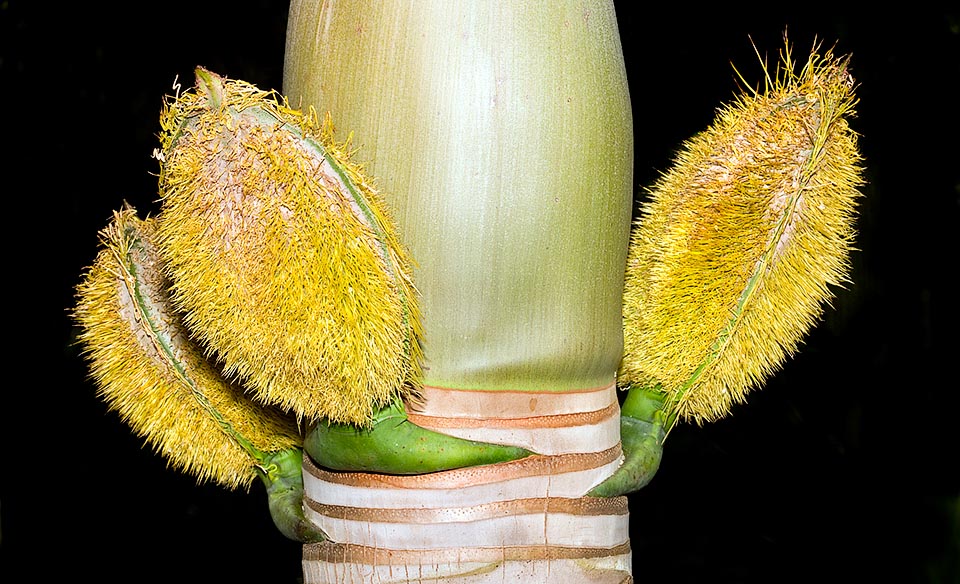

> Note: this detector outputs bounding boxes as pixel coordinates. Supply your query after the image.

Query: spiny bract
[619,40,863,425]
[154,68,422,426]
[72,207,303,490]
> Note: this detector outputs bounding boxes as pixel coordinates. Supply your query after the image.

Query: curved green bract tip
[257,448,326,543]
[194,66,224,110]
[587,415,664,497]
[588,385,670,497]
[305,402,534,475]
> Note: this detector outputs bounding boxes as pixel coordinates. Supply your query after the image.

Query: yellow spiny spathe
[72,207,302,490]
[619,40,863,424]
[154,68,422,426]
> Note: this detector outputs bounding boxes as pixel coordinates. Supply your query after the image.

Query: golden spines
[72,206,302,490]
[155,68,422,426]
[620,40,864,425]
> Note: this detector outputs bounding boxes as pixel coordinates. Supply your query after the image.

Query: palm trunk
[284,1,635,581]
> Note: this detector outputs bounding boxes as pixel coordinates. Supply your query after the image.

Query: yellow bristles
[619,39,864,425]
[72,207,303,490]
[154,68,422,426]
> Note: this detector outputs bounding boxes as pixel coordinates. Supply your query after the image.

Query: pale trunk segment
[284,1,634,581]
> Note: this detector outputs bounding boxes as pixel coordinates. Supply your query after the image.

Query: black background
[2,2,957,583]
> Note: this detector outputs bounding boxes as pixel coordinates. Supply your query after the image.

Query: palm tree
[73,2,862,582]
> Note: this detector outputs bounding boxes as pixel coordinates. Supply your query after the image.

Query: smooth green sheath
[284,0,633,392]
[305,402,533,475]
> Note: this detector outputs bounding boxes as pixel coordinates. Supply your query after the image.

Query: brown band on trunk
[302,444,622,489]
[407,401,619,430]
[303,540,632,564]
[304,495,629,523]
[408,383,617,418]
